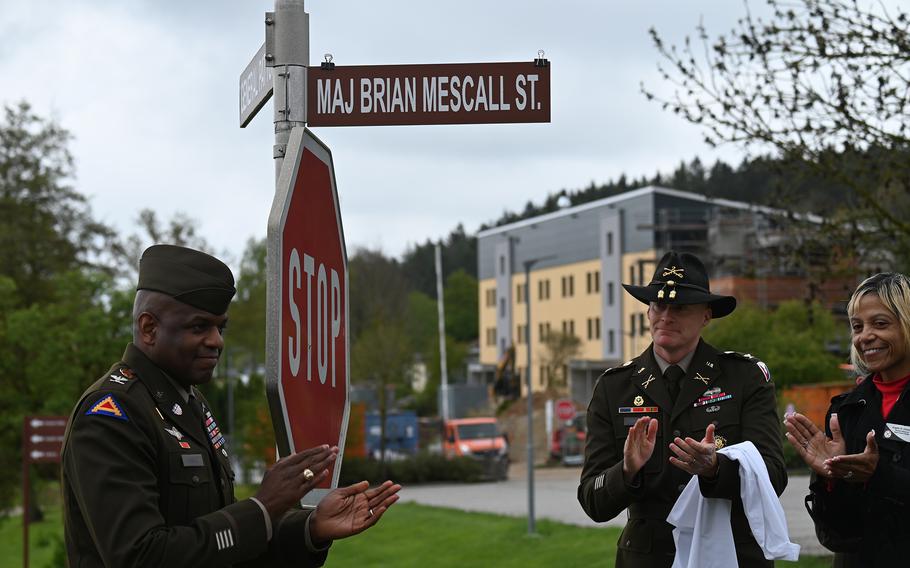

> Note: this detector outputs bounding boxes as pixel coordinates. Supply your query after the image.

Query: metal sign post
[21,416,66,568]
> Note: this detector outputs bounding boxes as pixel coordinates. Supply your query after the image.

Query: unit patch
[86,395,128,421]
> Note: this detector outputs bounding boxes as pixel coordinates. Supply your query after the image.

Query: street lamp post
[524,258,536,535]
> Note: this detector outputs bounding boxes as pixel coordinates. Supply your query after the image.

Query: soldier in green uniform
[62,244,400,567]
[578,251,787,567]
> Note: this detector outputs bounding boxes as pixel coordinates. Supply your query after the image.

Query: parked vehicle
[442,417,510,480]
[550,411,587,466]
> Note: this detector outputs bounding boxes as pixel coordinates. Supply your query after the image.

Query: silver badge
[164,426,183,440]
[108,374,128,385]
[171,403,183,416]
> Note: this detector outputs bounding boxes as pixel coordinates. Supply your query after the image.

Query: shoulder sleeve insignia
[86,394,129,421]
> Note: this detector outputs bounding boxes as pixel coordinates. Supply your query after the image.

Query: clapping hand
[669,423,719,478]
[622,416,658,483]
[784,413,846,478]
[309,480,402,543]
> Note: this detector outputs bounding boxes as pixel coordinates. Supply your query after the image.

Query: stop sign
[555,399,576,422]
[266,127,349,506]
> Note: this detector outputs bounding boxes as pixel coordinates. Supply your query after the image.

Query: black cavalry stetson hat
[622,251,736,318]
[137,244,236,315]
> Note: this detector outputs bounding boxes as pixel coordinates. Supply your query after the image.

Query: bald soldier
[62,244,400,567]
[578,251,786,567]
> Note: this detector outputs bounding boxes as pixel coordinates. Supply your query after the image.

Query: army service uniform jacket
[806,375,910,567]
[62,344,329,567]
[578,340,787,568]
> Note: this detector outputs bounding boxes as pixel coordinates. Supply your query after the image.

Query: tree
[539,330,582,393]
[0,102,114,305]
[443,269,478,342]
[702,300,843,387]
[0,102,127,511]
[644,0,910,267]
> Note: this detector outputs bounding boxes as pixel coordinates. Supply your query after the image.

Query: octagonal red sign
[267,127,349,506]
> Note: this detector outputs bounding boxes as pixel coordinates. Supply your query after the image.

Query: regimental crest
[86,395,128,421]
[633,395,644,406]
[171,403,183,416]
[714,435,727,450]
[662,265,685,279]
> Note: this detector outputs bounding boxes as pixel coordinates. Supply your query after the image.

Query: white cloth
[667,441,800,568]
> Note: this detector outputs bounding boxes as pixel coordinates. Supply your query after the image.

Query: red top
[872,372,910,418]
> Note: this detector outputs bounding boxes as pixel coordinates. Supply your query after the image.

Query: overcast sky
[1,1,770,271]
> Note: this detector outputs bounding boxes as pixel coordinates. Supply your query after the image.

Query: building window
[485,288,496,307]
[516,283,525,304]
[538,322,551,343]
[562,319,575,337]
[608,329,615,353]
[630,314,636,336]
[538,279,550,300]
[595,317,601,339]
[486,327,497,346]
[539,365,547,387]
[499,298,506,317]
[516,324,530,344]
[562,275,575,297]
[629,265,635,285]
[586,317,602,340]
[638,313,647,336]
[606,232,614,255]
[587,271,600,294]
[607,282,614,306]
[500,255,505,274]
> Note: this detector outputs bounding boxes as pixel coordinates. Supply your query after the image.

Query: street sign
[23,415,66,464]
[239,42,274,128]
[307,61,550,127]
[555,399,576,422]
[266,127,349,507]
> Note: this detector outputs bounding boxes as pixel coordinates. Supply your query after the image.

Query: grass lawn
[328,502,834,568]
[0,498,834,567]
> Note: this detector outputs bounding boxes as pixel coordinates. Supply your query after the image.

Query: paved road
[398,464,830,557]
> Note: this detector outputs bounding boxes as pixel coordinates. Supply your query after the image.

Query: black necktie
[664,365,684,401]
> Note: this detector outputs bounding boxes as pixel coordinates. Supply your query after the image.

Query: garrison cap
[137,244,235,315]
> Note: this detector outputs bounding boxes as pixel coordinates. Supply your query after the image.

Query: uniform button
[677,484,686,492]
[625,540,631,546]
[192,475,200,484]
[893,453,902,463]
[672,430,681,438]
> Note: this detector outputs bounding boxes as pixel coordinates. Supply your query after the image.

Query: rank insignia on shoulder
[756,360,771,382]
[86,395,128,421]
[714,435,727,450]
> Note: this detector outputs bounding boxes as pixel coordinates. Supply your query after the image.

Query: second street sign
[307,61,550,127]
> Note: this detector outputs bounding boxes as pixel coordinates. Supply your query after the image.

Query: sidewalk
[398,464,830,557]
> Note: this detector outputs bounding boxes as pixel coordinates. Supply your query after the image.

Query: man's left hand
[309,480,401,543]
[669,423,720,478]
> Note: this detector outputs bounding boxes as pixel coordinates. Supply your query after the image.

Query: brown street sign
[24,415,67,464]
[307,61,550,127]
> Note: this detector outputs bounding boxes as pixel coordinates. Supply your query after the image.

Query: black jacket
[807,375,910,567]
[578,340,787,568]
[62,344,328,567]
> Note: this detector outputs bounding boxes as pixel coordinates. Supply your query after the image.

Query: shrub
[340,452,484,485]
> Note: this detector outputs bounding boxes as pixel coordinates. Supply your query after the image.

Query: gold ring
[368,508,374,517]
[844,470,854,479]
[303,468,314,481]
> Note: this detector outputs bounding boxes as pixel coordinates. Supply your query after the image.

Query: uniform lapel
[123,344,211,448]
[631,347,673,412]
[672,340,722,423]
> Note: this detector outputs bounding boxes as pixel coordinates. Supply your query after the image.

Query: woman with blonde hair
[785,272,910,566]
